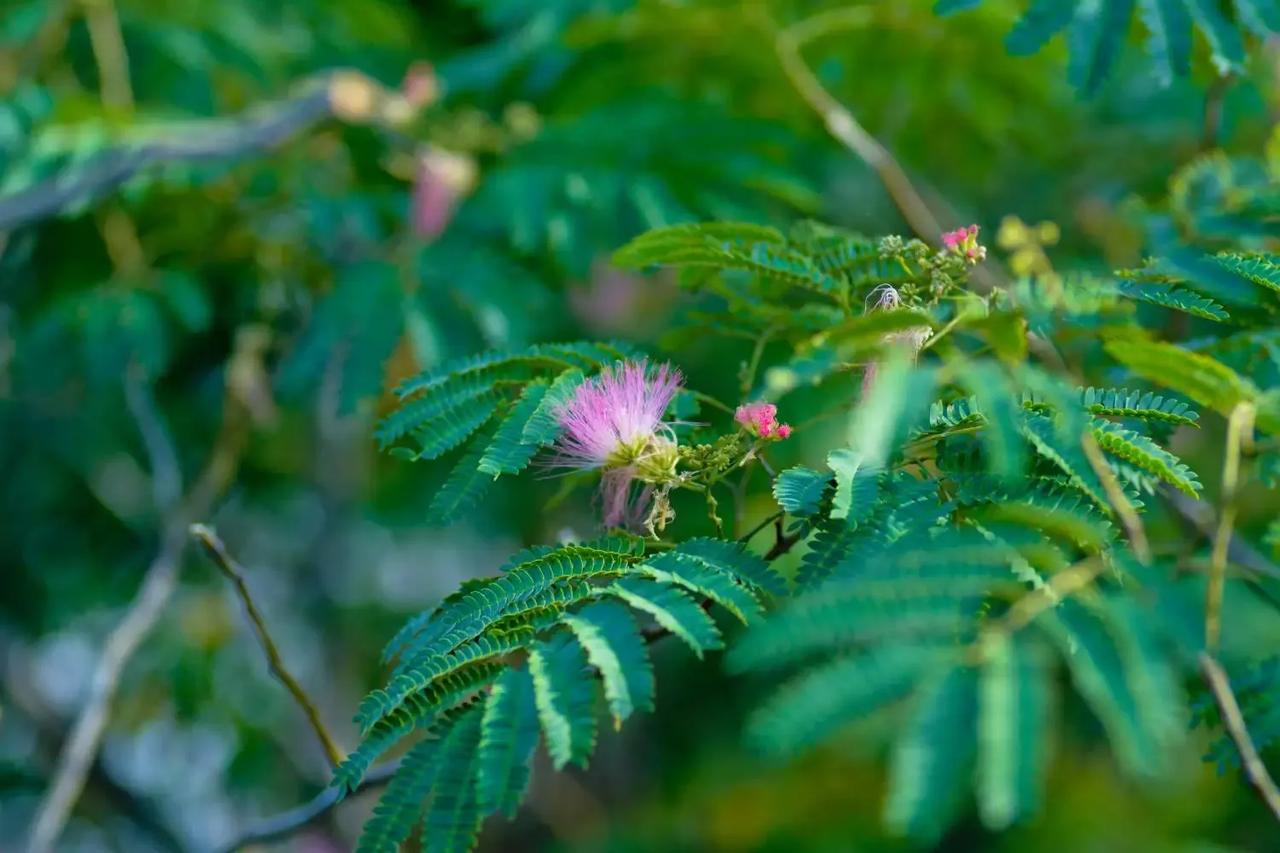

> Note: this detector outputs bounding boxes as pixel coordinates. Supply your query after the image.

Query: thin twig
[1163,489,1280,581]
[190,523,344,768]
[992,557,1108,636]
[1206,402,1255,652]
[1199,652,1280,821]
[27,382,249,853]
[26,529,187,853]
[123,363,181,512]
[215,761,400,853]
[1081,430,1152,564]
[772,23,942,243]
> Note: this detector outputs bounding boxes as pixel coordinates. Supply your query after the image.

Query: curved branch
[1199,652,1280,821]
[27,381,249,853]
[190,524,344,767]
[0,70,411,232]
[773,29,943,244]
[215,761,400,853]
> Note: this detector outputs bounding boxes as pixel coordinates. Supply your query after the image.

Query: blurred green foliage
[6,0,1280,851]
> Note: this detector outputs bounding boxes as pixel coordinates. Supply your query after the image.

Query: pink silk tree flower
[735,401,792,440]
[941,224,987,263]
[550,360,683,529]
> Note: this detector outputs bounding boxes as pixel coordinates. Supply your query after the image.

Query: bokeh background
[3,0,1280,850]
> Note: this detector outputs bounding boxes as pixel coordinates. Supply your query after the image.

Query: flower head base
[735,401,793,440]
[941,224,987,264]
[551,360,682,529]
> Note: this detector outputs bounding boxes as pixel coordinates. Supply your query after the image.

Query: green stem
[1206,402,1255,652]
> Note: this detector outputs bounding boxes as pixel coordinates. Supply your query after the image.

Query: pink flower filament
[735,401,793,440]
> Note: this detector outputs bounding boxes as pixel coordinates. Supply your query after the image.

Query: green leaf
[429,425,501,524]
[1068,0,1135,95]
[1105,339,1257,417]
[1184,0,1246,73]
[1119,280,1229,321]
[1021,413,1108,508]
[749,646,945,755]
[355,738,441,853]
[411,395,500,461]
[1137,0,1192,83]
[1235,0,1280,35]
[378,378,498,448]
[672,537,787,597]
[607,577,723,658]
[935,0,983,13]
[478,380,549,477]
[1042,600,1164,777]
[562,601,654,727]
[476,666,540,818]
[1007,0,1077,55]
[884,664,980,841]
[640,551,763,624]
[1090,418,1202,495]
[850,352,937,468]
[521,368,584,446]
[1214,251,1280,293]
[773,466,831,518]
[422,708,485,853]
[529,632,598,770]
[977,632,1051,829]
[827,448,876,521]
[965,362,1030,479]
[823,309,935,353]
[1082,386,1199,426]
[612,221,785,268]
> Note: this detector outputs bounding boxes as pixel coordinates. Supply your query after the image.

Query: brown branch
[25,528,186,853]
[27,379,249,853]
[190,523,344,768]
[0,69,417,232]
[1199,652,1280,821]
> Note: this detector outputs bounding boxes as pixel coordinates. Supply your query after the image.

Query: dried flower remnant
[735,401,793,440]
[941,224,987,264]
[860,283,932,397]
[550,360,683,529]
[411,148,478,240]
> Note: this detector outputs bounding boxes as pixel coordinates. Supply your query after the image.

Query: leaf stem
[1206,402,1255,651]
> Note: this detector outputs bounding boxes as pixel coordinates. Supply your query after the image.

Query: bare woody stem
[1206,402,1255,651]
[1199,652,1280,821]
[190,524,344,768]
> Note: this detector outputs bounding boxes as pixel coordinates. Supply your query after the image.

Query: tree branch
[190,523,344,768]
[1199,652,1280,821]
[0,69,414,232]
[215,761,400,853]
[27,381,249,853]
[772,22,943,244]
[25,528,187,853]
